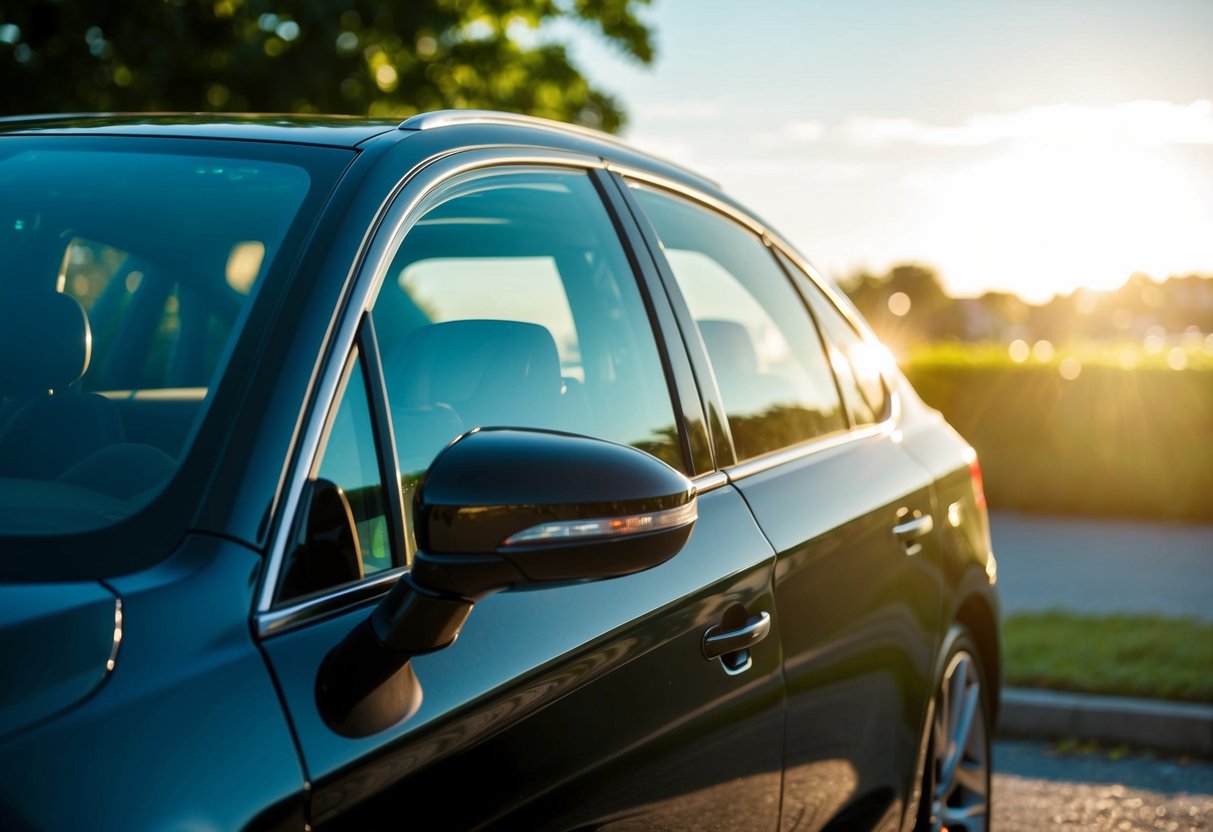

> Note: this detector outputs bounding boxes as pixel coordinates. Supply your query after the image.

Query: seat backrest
[0,291,93,396]
[697,318,801,418]
[0,291,124,480]
[698,318,760,380]
[385,318,564,440]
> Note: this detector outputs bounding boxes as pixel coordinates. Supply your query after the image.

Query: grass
[1002,612,1213,704]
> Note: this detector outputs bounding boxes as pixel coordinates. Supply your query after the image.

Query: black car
[0,111,999,831]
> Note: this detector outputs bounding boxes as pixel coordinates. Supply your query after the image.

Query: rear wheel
[920,628,991,832]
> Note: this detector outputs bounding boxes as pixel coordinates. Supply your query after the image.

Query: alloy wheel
[927,647,990,831]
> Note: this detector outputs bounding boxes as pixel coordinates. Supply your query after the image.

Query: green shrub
[902,346,1213,521]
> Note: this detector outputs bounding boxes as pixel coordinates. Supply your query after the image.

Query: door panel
[261,484,783,830]
[618,175,945,831]
[733,435,942,832]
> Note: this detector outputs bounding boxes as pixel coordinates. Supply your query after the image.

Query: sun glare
[916,134,1210,303]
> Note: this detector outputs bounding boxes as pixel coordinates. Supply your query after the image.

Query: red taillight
[968,453,986,509]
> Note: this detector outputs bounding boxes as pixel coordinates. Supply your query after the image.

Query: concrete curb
[998,687,1213,756]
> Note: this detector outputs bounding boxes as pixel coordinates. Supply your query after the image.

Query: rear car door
[622,179,945,832]
[258,152,785,830]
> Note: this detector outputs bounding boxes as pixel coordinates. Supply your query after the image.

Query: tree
[841,262,961,347]
[0,0,655,132]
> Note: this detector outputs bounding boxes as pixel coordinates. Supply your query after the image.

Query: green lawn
[1002,612,1213,704]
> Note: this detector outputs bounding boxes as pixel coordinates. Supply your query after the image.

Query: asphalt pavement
[987,509,1213,758]
[989,511,1213,621]
[994,740,1213,831]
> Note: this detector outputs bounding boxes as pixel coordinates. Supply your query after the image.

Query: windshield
[0,137,342,538]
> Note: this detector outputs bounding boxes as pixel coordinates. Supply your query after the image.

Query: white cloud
[728,158,870,183]
[750,119,827,149]
[632,99,726,121]
[840,100,1213,148]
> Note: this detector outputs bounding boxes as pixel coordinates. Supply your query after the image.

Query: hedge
[902,352,1213,522]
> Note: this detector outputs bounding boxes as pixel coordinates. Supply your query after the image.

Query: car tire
[916,625,992,832]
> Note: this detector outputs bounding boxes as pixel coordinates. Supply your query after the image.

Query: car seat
[0,291,124,480]
[697,318,800,418]
[383,319,565,475]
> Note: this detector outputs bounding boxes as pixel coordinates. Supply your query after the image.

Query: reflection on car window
[372,168,681,557]
[630,185,845,461]
[776,250,889,425]
[278,350,391,601]
[0,145,314,537]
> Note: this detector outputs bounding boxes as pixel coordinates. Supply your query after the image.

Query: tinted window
[279,350,392,601]
[776,250,889,425]
[314,353,391,576]
[372,168,681,556]
[630,186,845,460]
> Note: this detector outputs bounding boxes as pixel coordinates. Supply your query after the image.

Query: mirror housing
[410,427,696,597]
[317,428,697,737]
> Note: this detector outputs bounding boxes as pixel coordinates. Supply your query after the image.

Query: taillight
[968,451,986,509]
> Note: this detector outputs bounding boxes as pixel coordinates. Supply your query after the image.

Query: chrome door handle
[892,513,934,556]
[702,611,772,660]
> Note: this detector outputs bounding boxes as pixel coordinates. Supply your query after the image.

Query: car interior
[0,146,309,534]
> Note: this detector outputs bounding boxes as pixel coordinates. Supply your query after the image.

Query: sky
[550,0,1213,302]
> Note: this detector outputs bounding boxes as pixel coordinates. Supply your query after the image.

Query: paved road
[989,511,1213,620]
[995,740,1213,830]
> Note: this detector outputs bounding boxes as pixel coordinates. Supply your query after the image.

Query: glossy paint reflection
[736,431,943,831]
[264,486,785,830]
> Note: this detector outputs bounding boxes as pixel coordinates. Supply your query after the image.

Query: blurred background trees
[0,0,655,131]
[840,263,1213,352]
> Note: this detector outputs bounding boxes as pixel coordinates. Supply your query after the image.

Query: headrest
[0,292,92,394]
[698,319,759,377]
[386,319,562,429]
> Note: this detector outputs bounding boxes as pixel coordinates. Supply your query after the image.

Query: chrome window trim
[692,470,729,494]
[257,567,407,639]
[609,164,903,451]
[725,395,903,484]
[260,469,728,638]
[255,147,616,620]
[767,242,896,422]
[611,164,771,240]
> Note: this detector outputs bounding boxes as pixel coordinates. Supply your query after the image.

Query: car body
[0,111,999,832]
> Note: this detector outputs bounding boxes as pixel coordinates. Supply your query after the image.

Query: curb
[998,687,1213,756]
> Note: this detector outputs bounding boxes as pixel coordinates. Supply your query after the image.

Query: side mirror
[411,427,697,595]
[317,428,696,737]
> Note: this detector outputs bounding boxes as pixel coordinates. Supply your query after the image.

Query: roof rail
[398,109,618,142]
[398,109,720,190]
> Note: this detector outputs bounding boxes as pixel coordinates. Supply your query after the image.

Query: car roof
[0,113,401,148]
[0,110,725,193]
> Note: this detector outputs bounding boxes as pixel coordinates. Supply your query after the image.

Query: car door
[257,153,785,830]
[620,179,944,832]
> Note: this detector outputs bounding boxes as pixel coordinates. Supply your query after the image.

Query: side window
[629,185,846,461]
[776,250,890,425]
[279,350,391,601]
[371,168,682,555]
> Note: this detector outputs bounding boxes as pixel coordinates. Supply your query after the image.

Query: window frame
[772,248,893,426]
[610,167,901,482]
[256,149,710,636]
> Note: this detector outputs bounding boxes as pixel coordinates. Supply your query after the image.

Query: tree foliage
[842,262,1213,348]
[0,0,655,131]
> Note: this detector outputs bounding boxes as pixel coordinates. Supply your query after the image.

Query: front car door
[258,150,786,830]
[620,178,944,832]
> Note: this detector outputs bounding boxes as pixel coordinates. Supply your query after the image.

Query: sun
[916,140,1211,302]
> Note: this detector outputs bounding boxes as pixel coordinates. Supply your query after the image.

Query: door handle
[892,512,934,556]
[702,610,772,660]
